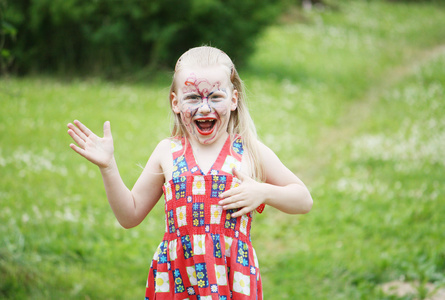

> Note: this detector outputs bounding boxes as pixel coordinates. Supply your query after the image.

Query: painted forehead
[177,67,232,96]
[182,73,223,97]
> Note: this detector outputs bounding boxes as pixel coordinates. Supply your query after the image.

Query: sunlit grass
[1,1,445,299]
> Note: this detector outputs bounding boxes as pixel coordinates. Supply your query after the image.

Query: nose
[198,98,211,114]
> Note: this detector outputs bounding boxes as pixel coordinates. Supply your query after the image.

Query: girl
[67,46,312,299]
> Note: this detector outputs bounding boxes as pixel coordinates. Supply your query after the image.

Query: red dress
[145,135,264,299]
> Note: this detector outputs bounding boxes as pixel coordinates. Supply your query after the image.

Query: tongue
[198,121,213,131]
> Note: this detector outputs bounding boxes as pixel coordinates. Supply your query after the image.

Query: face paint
[182,73,221,97]
[173,66,237,145]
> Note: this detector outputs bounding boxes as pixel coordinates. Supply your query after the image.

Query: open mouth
[195,119,216,135]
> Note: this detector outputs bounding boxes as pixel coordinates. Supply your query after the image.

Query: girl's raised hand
[67,120,114,169]
[218,168,266,218]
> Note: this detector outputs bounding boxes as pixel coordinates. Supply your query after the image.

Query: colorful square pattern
[181,235,193,260]
[210,205,223,224]
[192,176,206,195]
[192,202,205,227]
[173,156,189,177]
[233,271,250,296]
[236,240,249,267]
[155,271,170,293]
[239,215,249,236]
[168,240,177,261]
[211,234,222,258]
[193,234,206,255]
[195,263,209,288]
[214,264,227,286]
[221,155,241,175]
[176,206,187,227]
[224,209,237,230]
[211,175,227,198]
[158,240,168,264]
[173,269,185,294]
[232,138,244,155]
[172,176,187,200]
[167,209,175,233]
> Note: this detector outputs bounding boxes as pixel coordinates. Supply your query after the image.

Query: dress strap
[230,136,265,214]
[171,138,196,178]
[171,138,185,161]
[171,137,208,178]
[206,135,241,176]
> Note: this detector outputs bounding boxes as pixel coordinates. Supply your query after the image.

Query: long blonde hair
[169,46,264,181]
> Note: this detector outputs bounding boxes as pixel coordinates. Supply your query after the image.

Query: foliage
[2,0,284,76]
[1,1,445,299]
[0,0,17,74]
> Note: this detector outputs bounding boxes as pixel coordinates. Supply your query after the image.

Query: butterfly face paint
[172,66,238,145]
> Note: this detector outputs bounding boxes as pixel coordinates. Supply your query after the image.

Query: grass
[1,1,445,299]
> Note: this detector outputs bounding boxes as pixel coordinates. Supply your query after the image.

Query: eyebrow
[183,92,200,97]
[183,90,227,99]
[209,89,228,96]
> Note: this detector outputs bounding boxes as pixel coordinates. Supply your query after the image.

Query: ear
[171,92,181,114]
[231,89,238,111]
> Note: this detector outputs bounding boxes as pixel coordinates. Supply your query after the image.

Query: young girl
[67,46,312,299]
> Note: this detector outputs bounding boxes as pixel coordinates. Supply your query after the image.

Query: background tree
[0,0,16,74]
[2,0,286,77]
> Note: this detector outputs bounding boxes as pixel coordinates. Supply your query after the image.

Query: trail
[300,44,445,182]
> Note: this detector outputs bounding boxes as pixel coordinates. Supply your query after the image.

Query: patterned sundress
[145,135,265,299]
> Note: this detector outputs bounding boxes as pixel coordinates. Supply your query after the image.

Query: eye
[184,94,201,103]
[210,93,225,101]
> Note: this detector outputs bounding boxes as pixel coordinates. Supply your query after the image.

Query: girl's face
[171,65,238,145]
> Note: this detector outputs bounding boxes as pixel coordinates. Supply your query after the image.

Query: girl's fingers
[232,168,252,182]
[231,208,250,218]
[219,169,251,199]
[73,120,94,137]
[219,189,238,201]
[220,195,243,208]
[67,129,86,148]
[67,122,88,142]
[222,202,241,210]
[219,190,229,199]
[103,121,112,138]
[69,143,86,157]
[232,168,245,181]
[219,185,241,199]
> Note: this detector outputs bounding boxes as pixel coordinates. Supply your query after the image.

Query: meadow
[1,1,445,299]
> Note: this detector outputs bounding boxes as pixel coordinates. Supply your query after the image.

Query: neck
[187,132,229,151]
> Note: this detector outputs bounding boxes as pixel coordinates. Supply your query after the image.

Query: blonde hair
[169,46,264,181]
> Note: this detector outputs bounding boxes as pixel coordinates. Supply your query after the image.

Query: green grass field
[2,1,445,299]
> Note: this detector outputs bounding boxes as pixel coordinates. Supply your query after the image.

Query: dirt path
[301,44,445,182]
[380,280,445,300]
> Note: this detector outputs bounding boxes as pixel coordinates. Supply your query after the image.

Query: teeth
[197,120,214,122]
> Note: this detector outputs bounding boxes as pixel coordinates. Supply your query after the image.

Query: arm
[257,142,313,214]
[67,120,166,228]
[218,141,313,218]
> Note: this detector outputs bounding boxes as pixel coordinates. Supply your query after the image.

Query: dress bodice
[162,136,253,242]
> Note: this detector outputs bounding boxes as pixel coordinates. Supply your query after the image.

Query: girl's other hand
[218,168,265,218]
[67,120,114,169]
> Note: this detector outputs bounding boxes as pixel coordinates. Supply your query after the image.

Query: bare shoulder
[151,138,173,163]
[154,138,175,182]
[156,138,173,153]
[256,140,280,162]
[256,140,302,186]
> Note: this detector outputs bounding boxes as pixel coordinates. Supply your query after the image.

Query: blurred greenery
[2,0,285,76]
[0,0,16,73]
[1,0,445,299]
